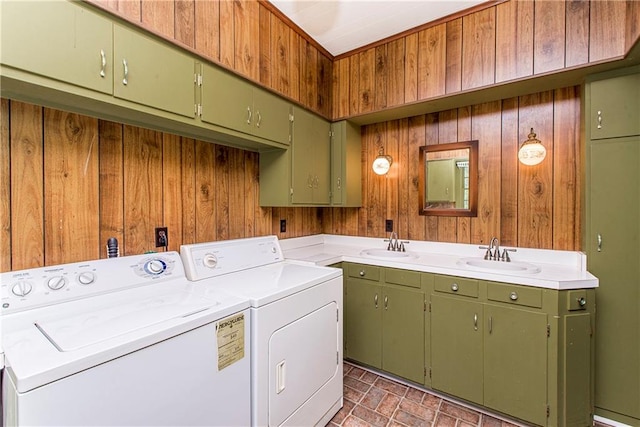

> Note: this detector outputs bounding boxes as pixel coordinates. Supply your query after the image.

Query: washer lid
[35,289,217,351]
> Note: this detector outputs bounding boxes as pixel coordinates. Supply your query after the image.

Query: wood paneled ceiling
[269,0,488,56]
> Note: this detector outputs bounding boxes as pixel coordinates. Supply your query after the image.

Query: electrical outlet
[280,219,287,233]
[155,227,168,248]
[385,219,393,233]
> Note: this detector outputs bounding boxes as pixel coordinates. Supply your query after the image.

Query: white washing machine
[1,252,251,426]
[181,236,343,427]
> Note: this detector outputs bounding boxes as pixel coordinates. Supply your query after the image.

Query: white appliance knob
[203,253,218,268]
[12,281,33,297]
[78,271,96,285]
[145,259,166,275]
[47,276,67,290]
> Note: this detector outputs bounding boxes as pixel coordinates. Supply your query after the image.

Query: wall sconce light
[372,147,393,175]
[518,128,546,166]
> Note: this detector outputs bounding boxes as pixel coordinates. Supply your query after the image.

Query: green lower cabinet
[345,278,382,367]
[484,304,548,426]
[431,294,483,404]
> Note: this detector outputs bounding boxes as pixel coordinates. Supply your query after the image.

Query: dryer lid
[35,289,217,351]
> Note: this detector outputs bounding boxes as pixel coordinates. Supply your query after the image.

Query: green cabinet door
[382,286,425,384]
[590,73,640,140]
[252,87,291,146]
[0,1,113,94]
[345,278,382,368]
[330,121,362,207]
[291,107,330,205]
[431,294,483,404]
[484,304,548,426]
[589,137,640,420]
[113,24,195,118]
[201,64,253,133]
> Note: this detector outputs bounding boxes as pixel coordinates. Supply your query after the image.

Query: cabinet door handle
[256,110,262,128]
[384,295,388,310]
[337,177,342,190]
[597,110,602,129]
[374,294,378,308]
[597,233,602,252]
[509,292,518,301]
[246,107,252,125]
[122,59,128,85]
[474,313,478,331]
[100,49,106,78]
[489,316,493,334]
[451,283,459,292]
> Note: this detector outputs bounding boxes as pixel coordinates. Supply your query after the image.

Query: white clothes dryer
[181,236,343,427]
[1,252,251,426]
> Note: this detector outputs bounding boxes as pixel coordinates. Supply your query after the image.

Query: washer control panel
[1,252,184,314]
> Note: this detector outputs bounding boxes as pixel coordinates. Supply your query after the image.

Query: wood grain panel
[462,8,496,90]
[162,133,183,251]
[385,120,400,235]
[317,53,332,116]
[228,147,245,239]
[289,31,300,101]
[44,109,99,265]
[271,15,290,95]
[374,45,388,111]
[565,0,590,67]
[10,102,44,270]
[358,48,376,114]
[174,0,195,48]
[98,120,124,257]
[259,5,271,87]
[123,126,163,254]
[219,0,235,68]
[397,118,410,239]
[195,140,216,242]
[456,106,472,243]
[418,24,446,100]
[141,0,174,39]
[215,145,230,240]
[387,39,405,108]
[404,33,418,103]
[116,0,141,22]
[407,115,426,241]
[589,0,626,62]
[234,0,260,80]
[534,0,565,74]
[495,0,533,82]
[244,151,256,237]
[0,99,10,271]
[552,87,580,250]
[349,55,360,116]
[470,101,502,245]
[437,109,459,243]
[626,0,640,52]
[181,137,197,245]
[300,40,319,111]
[500,97,519,247]
[517,92,554,249]
[446,18,463,94]
[424,114,439,240]
[333,58,350,119]
[195,0,220,61]
[366,123,386,237]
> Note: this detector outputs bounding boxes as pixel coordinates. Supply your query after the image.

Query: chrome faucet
[489,237,500,260]
[386,231,399,251]
[480,236,516,261]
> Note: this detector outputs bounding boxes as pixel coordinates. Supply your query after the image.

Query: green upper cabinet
[589,72,640,140]
[200,64,291,147]
[0,0,113,94]
[113,24,195,118]
[330,121,362,207]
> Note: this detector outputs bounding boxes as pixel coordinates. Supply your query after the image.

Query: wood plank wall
[322,87,582,251]
[332,0,640,120]
[90,0,332,118]
[0,100,322,271]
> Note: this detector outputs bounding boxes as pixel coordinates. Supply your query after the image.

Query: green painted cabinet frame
[330,121,362,207]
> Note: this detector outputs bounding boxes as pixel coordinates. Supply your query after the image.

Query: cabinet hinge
[429,301,432,313]
[329,130,334,138]
[424,300,427,312]
[288,134,292,143]
[546,324,551,337]
[429,368,432,379]
[546,404,550,417]
[289,113,294,122]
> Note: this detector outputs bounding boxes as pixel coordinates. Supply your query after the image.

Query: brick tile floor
[329,362,615,427]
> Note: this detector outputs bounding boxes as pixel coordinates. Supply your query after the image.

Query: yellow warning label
[216,312,245,370]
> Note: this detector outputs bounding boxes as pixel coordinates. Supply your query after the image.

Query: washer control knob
[47,276,67,291]
[12,281,33,297]
[77,271,96,285]
[203,253,218,269]
[144,259,166,275]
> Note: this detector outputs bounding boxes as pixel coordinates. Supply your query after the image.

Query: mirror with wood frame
[418,140,478,217]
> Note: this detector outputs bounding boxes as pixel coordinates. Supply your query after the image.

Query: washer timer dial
[144,258,167,275]
[12,281,33,297]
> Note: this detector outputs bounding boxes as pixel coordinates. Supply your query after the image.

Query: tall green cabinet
[586,66,640,425]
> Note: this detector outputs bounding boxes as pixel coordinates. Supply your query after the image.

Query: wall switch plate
[280,219,286,233]
[155,227,168,248]
[385,219,393,233]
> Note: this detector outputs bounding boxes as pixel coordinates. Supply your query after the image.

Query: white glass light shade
[518,128,546,166]
[372,152,393,175]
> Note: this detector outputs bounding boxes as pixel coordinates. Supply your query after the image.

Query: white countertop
[280,234,598,290]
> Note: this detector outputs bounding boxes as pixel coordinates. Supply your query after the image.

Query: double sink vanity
[281,234,598,427]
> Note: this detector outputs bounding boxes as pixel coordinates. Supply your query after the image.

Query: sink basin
[360,248,418,260]
[457,257,540,274]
